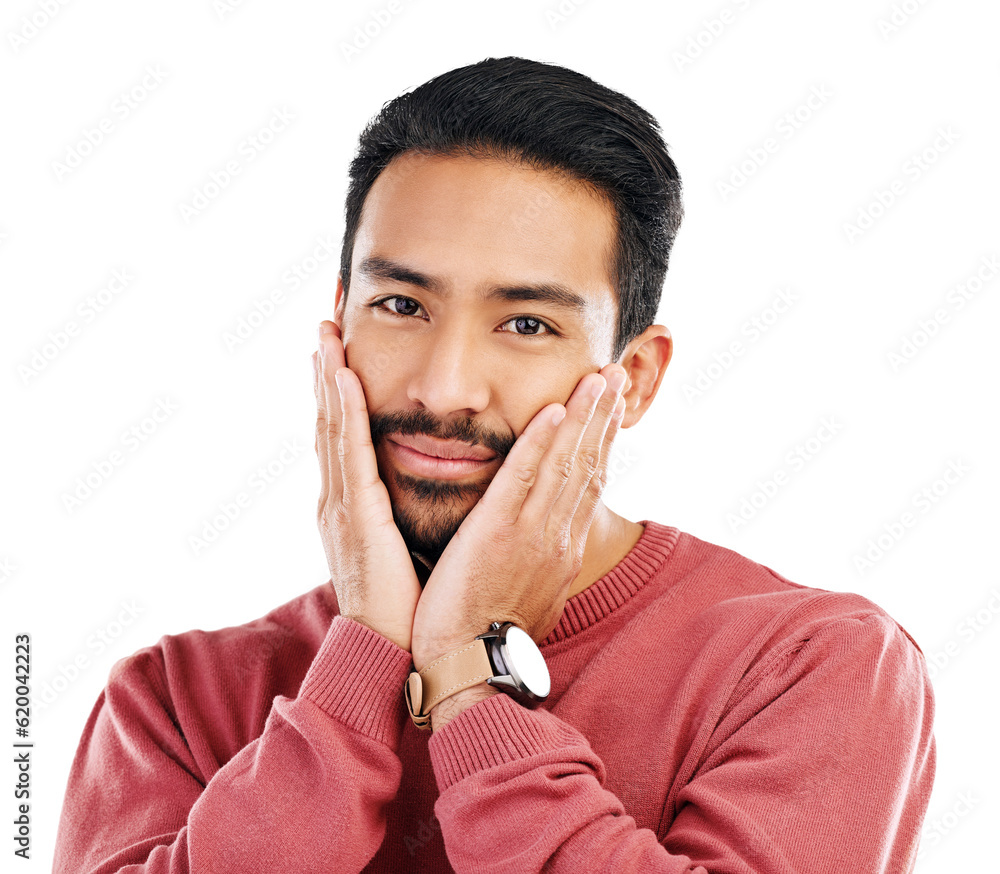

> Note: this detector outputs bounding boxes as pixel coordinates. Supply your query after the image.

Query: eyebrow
[357,255,589,315]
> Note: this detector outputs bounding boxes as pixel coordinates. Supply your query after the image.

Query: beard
[389,474,488,570]
[369,406,515,576]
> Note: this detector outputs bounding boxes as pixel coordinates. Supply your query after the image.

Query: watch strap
[405,638,493,730]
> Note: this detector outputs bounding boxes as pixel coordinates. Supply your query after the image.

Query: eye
[499,316,555,337]
[368,295,426,319]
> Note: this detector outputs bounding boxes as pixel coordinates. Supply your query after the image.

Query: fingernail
[319,322,334,339]
[590,377,606,399]
[608,370,627,394]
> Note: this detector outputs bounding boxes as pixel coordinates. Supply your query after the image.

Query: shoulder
[645,523,928,681]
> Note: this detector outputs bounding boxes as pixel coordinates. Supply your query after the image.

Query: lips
[385,434,499,481]
[389,433,496,461]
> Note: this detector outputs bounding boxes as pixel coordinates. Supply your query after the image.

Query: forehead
[352,152,618,311]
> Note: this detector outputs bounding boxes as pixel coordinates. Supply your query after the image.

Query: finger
[314,350,331,513]
[518,371,607,520]
[318,324,347,506]
[333,365,383,498]
[550,364,626,522]
[570,392,625,545]
[321,319,342,343]
[473,403,567,522]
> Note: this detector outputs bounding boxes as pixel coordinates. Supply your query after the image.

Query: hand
[410,364,628,670]
[314,321,422,652]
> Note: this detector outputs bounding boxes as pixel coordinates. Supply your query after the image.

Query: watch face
[504,625,550,698]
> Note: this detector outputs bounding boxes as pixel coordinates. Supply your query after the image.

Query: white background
[2,0,997,869]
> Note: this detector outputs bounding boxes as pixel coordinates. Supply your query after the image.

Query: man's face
[335,152,619,566]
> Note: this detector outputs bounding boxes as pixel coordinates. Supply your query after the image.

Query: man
[54,56,935,872]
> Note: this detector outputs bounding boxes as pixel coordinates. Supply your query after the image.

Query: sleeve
[53,616,414,874]
[426,612,936,874]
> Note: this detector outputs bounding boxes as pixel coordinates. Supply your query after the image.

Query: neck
[566,504,644,599]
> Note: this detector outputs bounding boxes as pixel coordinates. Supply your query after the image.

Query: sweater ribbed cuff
[299,616,413,749]
[428,692,579,792]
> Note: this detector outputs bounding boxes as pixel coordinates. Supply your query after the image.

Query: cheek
[353,355,395,403]
[340,325,400,401]
[505,367,584,436]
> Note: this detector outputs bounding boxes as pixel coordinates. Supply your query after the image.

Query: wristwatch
[405,622,550,730]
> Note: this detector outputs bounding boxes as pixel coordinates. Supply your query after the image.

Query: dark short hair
[340,55,683,361]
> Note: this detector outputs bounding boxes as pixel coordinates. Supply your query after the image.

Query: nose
[405,325,491,420]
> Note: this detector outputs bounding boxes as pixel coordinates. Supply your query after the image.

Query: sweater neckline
[540,520,680,647]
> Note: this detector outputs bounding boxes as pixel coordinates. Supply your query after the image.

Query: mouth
[386,434,498,480]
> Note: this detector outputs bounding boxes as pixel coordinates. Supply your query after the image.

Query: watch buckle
[404,671,431,730]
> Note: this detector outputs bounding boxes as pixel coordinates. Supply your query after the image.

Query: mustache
[368,408,515,459]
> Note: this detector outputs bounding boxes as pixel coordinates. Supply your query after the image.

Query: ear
[334,274,346,330]
[615,325,673,429]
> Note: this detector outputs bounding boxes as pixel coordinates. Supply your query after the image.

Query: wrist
[342,614,411,653]
[429,682,500,732]
[412,632,482,673]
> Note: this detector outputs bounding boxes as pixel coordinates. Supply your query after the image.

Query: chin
[392,504,465,566]
[388,483,482,562]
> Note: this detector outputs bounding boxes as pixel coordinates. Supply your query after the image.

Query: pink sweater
[53,521,935,873]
